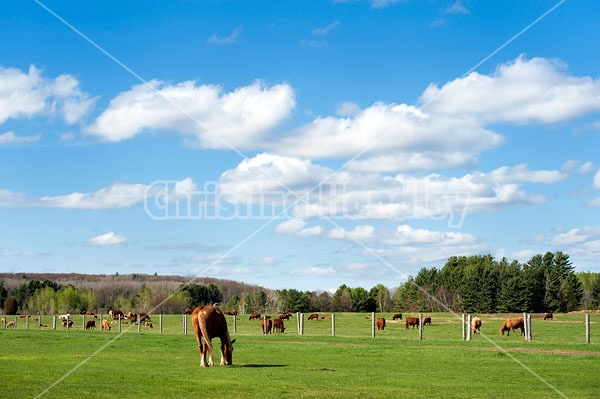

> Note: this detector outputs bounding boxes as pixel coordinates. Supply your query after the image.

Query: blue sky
[1,0,600,292]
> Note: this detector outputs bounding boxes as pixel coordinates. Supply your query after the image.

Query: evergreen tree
[4,296,18,315]
[560,273,583,312]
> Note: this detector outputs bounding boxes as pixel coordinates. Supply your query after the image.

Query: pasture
[1,312,599,398]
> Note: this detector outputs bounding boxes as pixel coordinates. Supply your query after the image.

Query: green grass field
[1,312,599,398]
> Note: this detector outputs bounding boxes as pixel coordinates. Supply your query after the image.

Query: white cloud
[422,56,600,125]
[593,171,600,190]
[0,65,94,125]
[87,80,295,149]
[290,266,336,277]
[41,182,149,210]
[446,1,470,14]
[383,224,479,246]
[0,131,41,145]
[207,26,243,45]
[87,232,127,247]
[250,256,278,266]
[0,189,27,208]
[219,153,560,222]
[312,21,340,36]
[327,225,376,242]
[266,56,600,173]
[274,219,323,237]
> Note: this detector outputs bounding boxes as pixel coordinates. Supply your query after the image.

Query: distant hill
[0,272,266,305]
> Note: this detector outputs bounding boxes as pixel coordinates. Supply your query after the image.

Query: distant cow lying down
[499,317,524,336]
[405,316,419,329]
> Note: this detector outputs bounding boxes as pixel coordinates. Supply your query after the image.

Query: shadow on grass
[237,364,288,368]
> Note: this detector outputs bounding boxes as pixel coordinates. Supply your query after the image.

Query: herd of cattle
[1,309,155,331]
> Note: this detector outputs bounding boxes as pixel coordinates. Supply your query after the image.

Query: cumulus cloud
[593,171,600,190]
[274,219,323,237]
[40,182,150,210]
[327,225,376,242]
[87,232,127,247]
[0,131,41,145]
[219,153,560,223]
[421,56,600,125]
[86,80,295,149]
[0,65,95,125]
[266,56,600,173]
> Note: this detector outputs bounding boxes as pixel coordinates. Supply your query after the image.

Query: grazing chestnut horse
[192,305,235,367]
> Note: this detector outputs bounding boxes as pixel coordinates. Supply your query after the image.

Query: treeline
[394,252,599,313]
[1,252,600,315]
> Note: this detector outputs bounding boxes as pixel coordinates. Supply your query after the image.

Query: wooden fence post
[418,313,423,340]
[52,316,56,330]
[527,313,532,341]
[159,313,163,334]
[300,313,304,336]
[462,314,466,340]
[137,315,141,333]
[586,314,591,344]
[118,315,121,332]
[296,312,300,334]
[331,314,335,337]
[467,315,472,341]
[25,315,29,330]
[233,315,237,335]
[183,314,187,335]
[371,312,376,338]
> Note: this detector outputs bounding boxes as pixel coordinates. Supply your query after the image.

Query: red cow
[273,317,285,333]
[248,313,261,320]
[184,308,193,314]
[192,305,236,367]
[543,313,553,320]
[279,312,293,320]
[392,313,402,320]
[261,317,273,334]
[376,317,386,331]
[308,313,319,320]
[223,311,238,316]
[85,320,96,330]
[405,316,419,330]
[422,317,432,326]
[499,317,524,336]
[471,317,482,334]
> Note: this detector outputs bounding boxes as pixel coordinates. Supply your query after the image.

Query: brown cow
[111,310,124,320]
[262,317,273,334]
[6,321,15,328]
[273,317,285,333]
[184,307,193,314]
[471,317,482,334]
[499,317,524,336]
[192,305,235,367]
[422,317,432,326]
[145,321,153,328]
[85,320,96,330]
[376,317,386,331]
[223,311,238,316]
[248,313,261,320]
[62,319,74,328]
[101,319,111,331]
[405,316,419,329]
[279,312,293,320]
[392,313,403,320]
[543,313,553,320]
[308,313,319,320]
